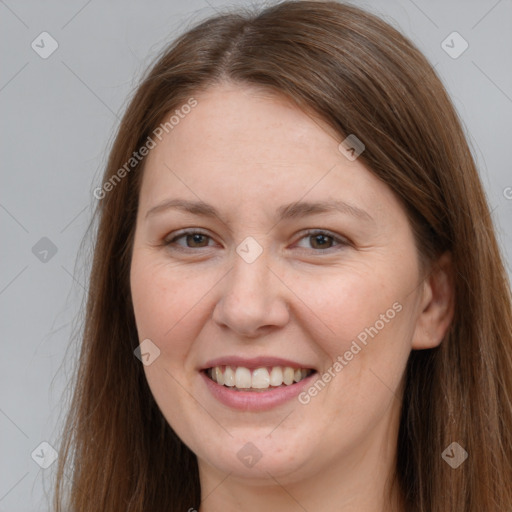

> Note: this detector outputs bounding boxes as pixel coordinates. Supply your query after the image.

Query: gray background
[1,0,511,510]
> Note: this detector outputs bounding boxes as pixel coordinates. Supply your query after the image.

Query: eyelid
[164,229,215,247]
[290,229,352,255]
[293,229,350,250]
[163,228,351,253]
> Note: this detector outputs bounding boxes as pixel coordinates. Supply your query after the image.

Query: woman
[53,1,512,511]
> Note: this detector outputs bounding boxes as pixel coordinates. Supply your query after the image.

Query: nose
[212,248,290,338]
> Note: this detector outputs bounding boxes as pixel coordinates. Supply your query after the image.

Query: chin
[195,431,318,483]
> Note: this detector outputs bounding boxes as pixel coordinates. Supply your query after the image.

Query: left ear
[411,251,455,350]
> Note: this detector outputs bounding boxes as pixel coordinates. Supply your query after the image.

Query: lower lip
[200,370,317,411]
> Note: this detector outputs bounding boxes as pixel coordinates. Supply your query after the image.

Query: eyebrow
[145,198,373,223]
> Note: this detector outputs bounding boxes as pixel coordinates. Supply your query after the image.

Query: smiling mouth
[204,365,316,392]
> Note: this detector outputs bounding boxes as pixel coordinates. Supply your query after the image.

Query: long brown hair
[53,1,512,510]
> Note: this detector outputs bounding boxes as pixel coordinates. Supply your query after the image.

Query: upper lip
[200,356,316,371]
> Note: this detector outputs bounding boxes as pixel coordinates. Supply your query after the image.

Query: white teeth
[283,367,295,385]
[223,366,235,387]
[251,368,270,389]
[208,365,313,390]
[235,367,252,388]
[269,366,283,386]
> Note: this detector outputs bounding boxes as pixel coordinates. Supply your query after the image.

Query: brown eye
[165,231,214,250]
[183,233,210,248]
[295,230,349,252]
[309,233,334,249]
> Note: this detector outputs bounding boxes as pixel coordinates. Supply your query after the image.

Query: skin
[129,82,453,512]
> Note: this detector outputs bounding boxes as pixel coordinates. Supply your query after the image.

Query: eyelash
[163,229,349,253]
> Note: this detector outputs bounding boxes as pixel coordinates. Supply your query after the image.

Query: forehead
[138,83,398,224]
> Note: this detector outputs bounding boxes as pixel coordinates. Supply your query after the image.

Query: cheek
[131,262,182,339]
[315,264,409,349]
[130,256,211,434]
[308,260,417,406]
[130,254,220,365]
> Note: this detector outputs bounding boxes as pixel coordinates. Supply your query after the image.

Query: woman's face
[130,83,431,486]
